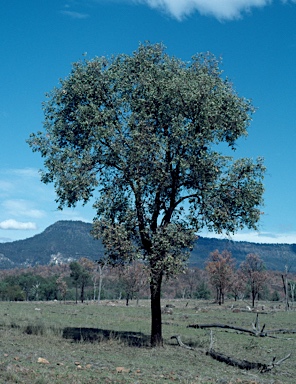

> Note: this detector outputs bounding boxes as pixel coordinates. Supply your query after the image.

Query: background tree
[173,268,210,299]
[69,261,81,303]
[229,270,245,301]
[78,257,94,302]
[56,275,67,302]
[116,261,149,305]
[93,259,108,303]
[28,43,265,346]
[17,273,40,301]
[69,261,91,303]
[30,282,41,301]
[0,282,24,301]
[240,253,267,307]
[206,250,235,305]
[289,280,295,309]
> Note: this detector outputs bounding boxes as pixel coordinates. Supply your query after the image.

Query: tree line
[1,253,295,308]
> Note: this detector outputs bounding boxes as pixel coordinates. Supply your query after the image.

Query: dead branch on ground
[188,313,296,337]
[171,334,291,373]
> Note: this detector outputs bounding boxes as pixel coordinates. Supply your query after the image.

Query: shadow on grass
[62,327,150,347]
[3,321,150,347]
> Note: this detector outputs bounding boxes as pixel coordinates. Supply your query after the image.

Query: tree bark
[150,270,163,347]
[75,283,78,304]
[252,287,255,308]
[80,283,85,303]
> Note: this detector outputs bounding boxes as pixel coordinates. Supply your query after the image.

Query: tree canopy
[28,43,265,345]
[206,250,235,305]
[240,253,267,307]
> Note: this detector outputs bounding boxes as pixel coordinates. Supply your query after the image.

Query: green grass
[0,299,294,383]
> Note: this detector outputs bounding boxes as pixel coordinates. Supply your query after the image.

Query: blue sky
[0,0,296,244]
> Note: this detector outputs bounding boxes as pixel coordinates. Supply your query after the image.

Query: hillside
[0,220,295,270]
[0,221,104,269]
[190,236,296,271]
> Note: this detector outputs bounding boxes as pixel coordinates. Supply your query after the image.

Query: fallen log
[188,313,296,337]
[207,349,291,372]
[187,323,267,336]
[206,348,267,371]
[187,323,296,336]
[171,335,291,373]
[265,328,296,335]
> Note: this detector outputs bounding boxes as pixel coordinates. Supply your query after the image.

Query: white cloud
[0,219,37,230]
[0,180,13,194]
[0,167,52,209]
[0,166,96,241]
[2,199,46,219]
[9,168,40,178]
[201,230,296,244]
[134,0,272,20]
[60,10,90,19]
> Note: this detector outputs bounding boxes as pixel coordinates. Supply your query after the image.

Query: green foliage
[0,283,25,301]
[194,281,211,299]
[40,277,58,300]
[69,261,83,284]
[69,260,91,303]
[27,43,265,344]
[0,272,59,301]
[271,290,280,301]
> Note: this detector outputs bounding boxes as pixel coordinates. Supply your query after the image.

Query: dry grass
[0,299,294,383]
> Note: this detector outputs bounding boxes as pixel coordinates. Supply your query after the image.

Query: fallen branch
[207,348,266,371]
[188,313,269,336]
[187,323,296,336]
[187,323,266,336]
[171,335,196,350]
[171,334,291,373]
[207,350,291,372]
[265,329,296,335]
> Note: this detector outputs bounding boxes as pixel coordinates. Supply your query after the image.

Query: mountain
[0,220,295,270]
[190,236,296,271]
[0,221,104,269]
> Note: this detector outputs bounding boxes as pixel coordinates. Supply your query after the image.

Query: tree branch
[171,334,291,372]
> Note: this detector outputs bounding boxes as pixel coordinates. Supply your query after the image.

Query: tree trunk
[284,266,289,311]
[252,286,255,307]
[150,270,163,347]
[75,283,78,304]
[80,283,85,303]
[97,265,104,304]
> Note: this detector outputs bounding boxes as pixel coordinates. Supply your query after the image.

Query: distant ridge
[0,220,295,270]
[0,221,104,269]
[190,236,296,271]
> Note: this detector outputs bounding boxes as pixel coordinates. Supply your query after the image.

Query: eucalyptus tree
[206,250,235,305]
[28,43,265,346]
[240,253,267,307]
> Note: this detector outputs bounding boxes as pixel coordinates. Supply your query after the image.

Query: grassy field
[0,299,294,383]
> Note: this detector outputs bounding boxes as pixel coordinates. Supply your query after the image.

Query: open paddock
[0,299,294,383]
